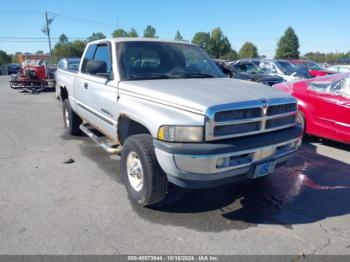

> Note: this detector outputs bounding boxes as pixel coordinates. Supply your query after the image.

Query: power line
[48,12,116,27]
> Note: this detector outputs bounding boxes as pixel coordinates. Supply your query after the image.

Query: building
[17,53,50,64]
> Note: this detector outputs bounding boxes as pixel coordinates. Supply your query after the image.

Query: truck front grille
[205,98,298,141]
[214,122,261,136]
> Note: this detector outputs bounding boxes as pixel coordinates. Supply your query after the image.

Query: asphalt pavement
[0,75,349,255]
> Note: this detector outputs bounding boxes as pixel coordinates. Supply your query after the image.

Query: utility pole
[45,12,52,56]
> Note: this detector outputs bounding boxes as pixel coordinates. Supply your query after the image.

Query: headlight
[157,126,204,142]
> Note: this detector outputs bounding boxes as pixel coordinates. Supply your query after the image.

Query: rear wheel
[63,99,82,135]
[121,134,168,206]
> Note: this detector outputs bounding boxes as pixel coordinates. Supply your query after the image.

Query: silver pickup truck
[57,38,303,206]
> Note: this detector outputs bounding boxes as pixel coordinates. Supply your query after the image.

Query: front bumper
[154,126,303,188]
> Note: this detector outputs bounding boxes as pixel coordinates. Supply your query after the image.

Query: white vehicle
[256,59,307,82]
[327,65,350,73]
[56,38,303,206]
[54,58,80,100]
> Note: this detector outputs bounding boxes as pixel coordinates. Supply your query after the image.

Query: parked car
[254,59,311,81]
[289,59,335,77]
[46,64,57,79]
[7,63,21,75]
[275,72,350,144]
[57,38,302,206]
[54,58,81,100]
[213,59,284,86]
[227,60,285,86]
[326,65,350,73]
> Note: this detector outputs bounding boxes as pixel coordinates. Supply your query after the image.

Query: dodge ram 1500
[57,38,303,206]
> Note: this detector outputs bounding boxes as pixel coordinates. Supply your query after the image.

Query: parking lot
[0,75,349,255]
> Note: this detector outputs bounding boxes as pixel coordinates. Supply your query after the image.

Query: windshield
[231,62,261,74]
[117,41,225,80]
[306,62,322,70]
[276,61,296,75]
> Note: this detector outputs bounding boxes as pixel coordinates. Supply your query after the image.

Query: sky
[0,0,349,57]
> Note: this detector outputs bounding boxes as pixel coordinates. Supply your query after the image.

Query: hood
[119,78,293,114]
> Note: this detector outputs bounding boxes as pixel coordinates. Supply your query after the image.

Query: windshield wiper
[128,73,173,80]
[184,73,216,78]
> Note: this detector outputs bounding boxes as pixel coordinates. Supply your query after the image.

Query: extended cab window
[93,45,112,73]
[117,41,224,80]
[81,44,97,73]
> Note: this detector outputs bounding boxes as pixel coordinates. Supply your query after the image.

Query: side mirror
[86,60,113,80]
[87,60,107,75]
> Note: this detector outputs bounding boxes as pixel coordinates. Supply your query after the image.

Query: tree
[275,27,300,59]
[174,31,184,41]
[221,50,238,61]
[143,25,157,38]
[128,28,138,37]
[87,32,106,42]
[192,32,210,50]
[207,27,231,58]
[52,40,86,62]
[35,50,44,54]
[0,50,11,65]
[238,42,258,58]
[58,34,69,45]
[112,29,128,37]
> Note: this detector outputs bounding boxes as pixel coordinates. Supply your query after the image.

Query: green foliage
[143,25,157,38]
[275,27,300,59]
[52,40,86,62]
[58,34,69,45]
[221,50,238,61]
[192,28,236,60]
[112,29,128,37]
[303,51,350,64]
[207,28,232,59]
[35,50,44,54]
[128,28,139,37]
[192,32,211,50]
[87,32,106,42]
[239,42,258,58]
[174,31,184,41]
[0,50,11,65]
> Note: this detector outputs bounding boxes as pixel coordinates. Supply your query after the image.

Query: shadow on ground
[65,131,350,232]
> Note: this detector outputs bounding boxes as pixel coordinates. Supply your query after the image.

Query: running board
[79,124,122,155]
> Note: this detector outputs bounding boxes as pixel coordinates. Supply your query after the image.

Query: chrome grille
[205,98,298,141]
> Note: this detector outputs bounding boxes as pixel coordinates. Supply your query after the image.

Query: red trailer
[9,60,55,94]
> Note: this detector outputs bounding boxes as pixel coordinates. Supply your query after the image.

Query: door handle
[84,83,88,89]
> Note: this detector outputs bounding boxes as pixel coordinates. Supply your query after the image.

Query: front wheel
[63,99,82,135]
[121,134,168,206]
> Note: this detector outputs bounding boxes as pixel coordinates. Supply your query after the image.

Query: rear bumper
[154,126,303,188]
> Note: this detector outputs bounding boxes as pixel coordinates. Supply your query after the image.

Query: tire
[297,111,306,135]
[63,99,82,135]
[121,134,168,206]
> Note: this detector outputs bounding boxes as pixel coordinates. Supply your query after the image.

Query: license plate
[253,161,276,178]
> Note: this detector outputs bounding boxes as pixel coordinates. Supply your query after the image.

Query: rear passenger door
[75,42,118,140]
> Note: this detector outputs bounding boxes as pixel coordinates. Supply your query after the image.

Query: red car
[274,72,350,144]
[289,60,335,77]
